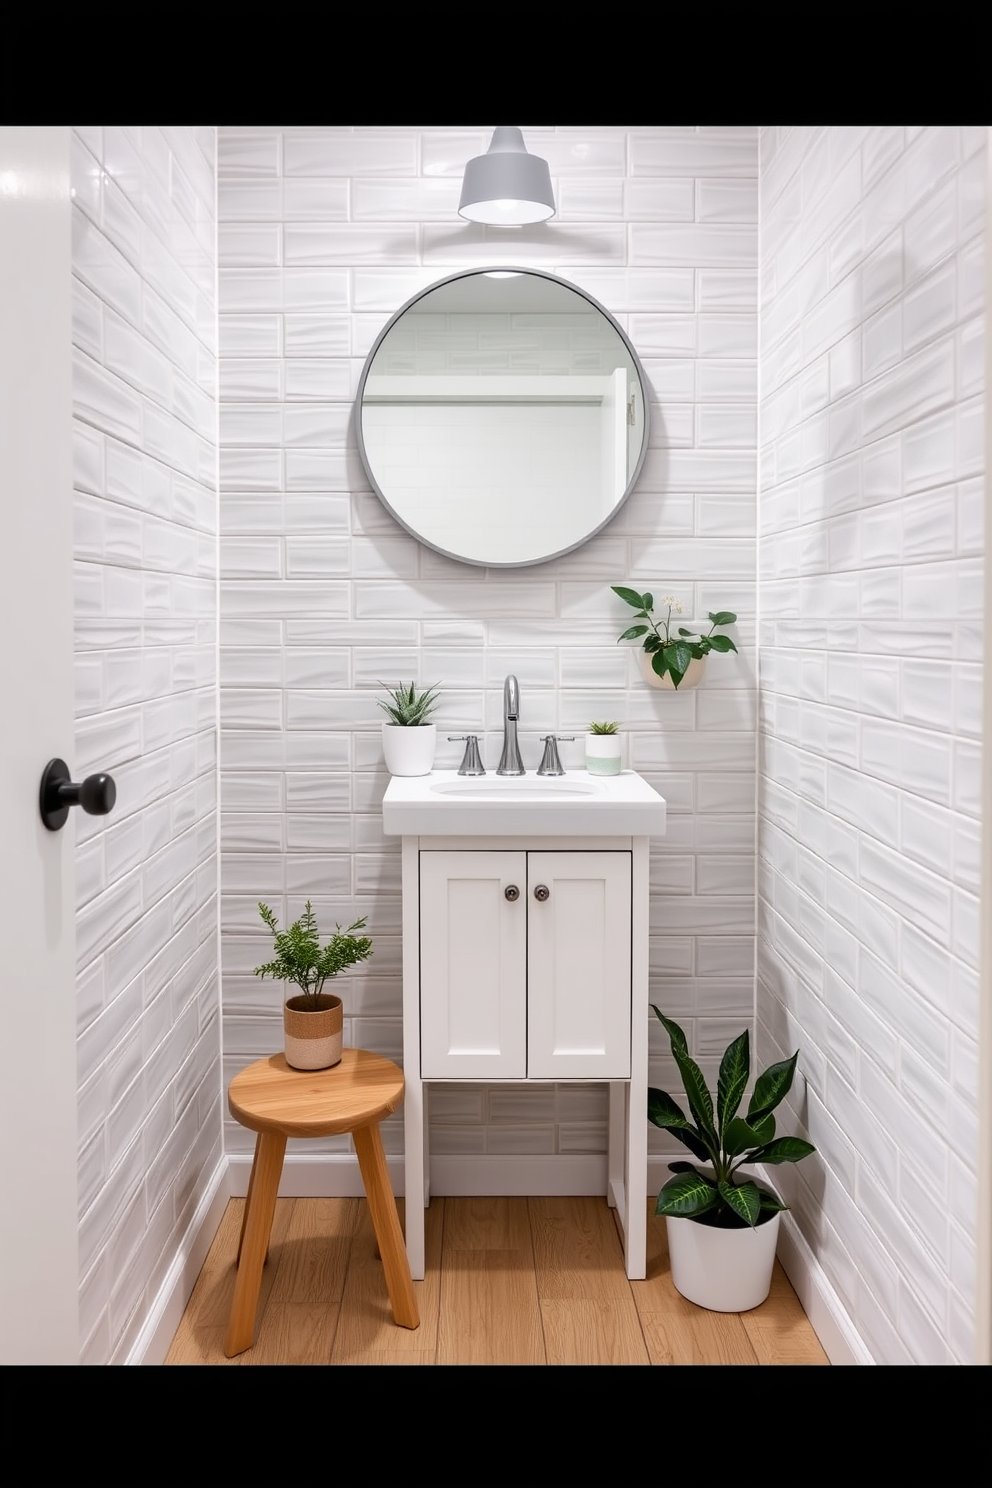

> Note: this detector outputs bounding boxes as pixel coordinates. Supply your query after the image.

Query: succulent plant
[376,681,441,727]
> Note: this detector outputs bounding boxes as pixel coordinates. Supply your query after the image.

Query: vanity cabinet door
[526,852,632,1079]
[419,850,527,1078]
[419,849,632,1081]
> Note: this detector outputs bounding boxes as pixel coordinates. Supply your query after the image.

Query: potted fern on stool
[648,1008,816,1312]
[254,901,373,1071]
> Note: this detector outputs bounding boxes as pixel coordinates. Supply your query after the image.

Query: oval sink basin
[382,769,666,837]
[430,777,602,801]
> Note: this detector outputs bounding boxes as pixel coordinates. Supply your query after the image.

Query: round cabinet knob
[534,884,550,902]
[40,758,117,831]
[504,885,520,902]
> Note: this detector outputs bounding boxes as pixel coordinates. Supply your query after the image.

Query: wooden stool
[225,1049,420,1357]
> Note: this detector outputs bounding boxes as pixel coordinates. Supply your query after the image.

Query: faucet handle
[537,734,575,777]
[448,735,486,776]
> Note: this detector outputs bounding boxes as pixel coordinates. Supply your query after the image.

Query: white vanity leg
[624,1077,647,1279]
[624,835,649,1280]
[403,1071,425,1280]
[607,1080,625,1213]
[422,1082,430,1208]
[401,836,425,1279]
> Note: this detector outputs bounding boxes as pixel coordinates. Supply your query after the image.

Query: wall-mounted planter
[639,650,706,691]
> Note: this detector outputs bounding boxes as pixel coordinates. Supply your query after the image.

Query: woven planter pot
[283,993,343,1071]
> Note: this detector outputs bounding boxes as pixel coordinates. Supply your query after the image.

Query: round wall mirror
[356,267,651,568]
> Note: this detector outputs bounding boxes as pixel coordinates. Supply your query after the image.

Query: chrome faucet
[497,675,525,776]
[449,735,485,776]
[537,734,575,776]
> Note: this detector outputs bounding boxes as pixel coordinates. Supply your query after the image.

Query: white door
[0,127,80,1362]
[527,851,632,1079]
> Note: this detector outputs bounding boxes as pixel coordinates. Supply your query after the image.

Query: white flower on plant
[663,595,684,614]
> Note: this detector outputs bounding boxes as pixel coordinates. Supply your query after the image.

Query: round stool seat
[228,1049,405,1138]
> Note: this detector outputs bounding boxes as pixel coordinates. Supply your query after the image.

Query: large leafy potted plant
[254,901,373,1071]
[612,587,738,689]
[648,1008,816,1312]
[377,680,441,777]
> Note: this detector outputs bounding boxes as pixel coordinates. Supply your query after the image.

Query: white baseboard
[647,1153,680,1193]
[774,1208,873,1365]
[227,1151,611,1198]
[430,1155,608,1195]
[226,1151,402,1197]
[748,1162,871,1365]
[124,1156,231,1366]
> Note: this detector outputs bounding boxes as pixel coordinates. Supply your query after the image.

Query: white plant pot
[382,722,436,777]
[585,734,622,776]
[639,649,706,690]
[665,1209,781,1312]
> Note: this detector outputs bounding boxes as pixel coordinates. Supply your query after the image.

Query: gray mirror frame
[355,266,652,570]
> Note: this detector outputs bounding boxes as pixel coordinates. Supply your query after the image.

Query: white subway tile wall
[758,126,985,1364]
[72,127,221,1365]
[217,128,758,1164]
[52,121,989,1366]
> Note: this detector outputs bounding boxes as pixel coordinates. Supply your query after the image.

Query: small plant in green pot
[586,720,622,776]
[254,901,373,1071]
[377,681,441,777]
[648,1008,816,1312]
[612,587,738,689]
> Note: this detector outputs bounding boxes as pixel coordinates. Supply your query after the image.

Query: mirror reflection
[357,269,650,568]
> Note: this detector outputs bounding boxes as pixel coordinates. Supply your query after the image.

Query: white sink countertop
[382,769,667,837]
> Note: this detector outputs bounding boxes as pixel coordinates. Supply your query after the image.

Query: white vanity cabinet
[382,769,666,1285]
[419,849,632,1081]
[396,829,654,1285]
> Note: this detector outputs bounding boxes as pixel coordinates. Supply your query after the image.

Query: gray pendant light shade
[458,127,556,225]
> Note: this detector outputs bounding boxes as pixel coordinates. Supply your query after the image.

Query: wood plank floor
[165,1195,829,1366]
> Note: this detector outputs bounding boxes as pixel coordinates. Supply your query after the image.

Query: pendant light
[458,127,556,225]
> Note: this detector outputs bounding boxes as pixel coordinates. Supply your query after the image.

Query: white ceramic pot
[283,993,343,1072]
[665,1209,780,1312]
[585,734,622,776]
[382,722,436,777]
[639,649,706,690]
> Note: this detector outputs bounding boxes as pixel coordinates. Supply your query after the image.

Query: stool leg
[236,1139,272,1269]
[236,1138,258,1266]
[353,1122,420,1330]
[225,1130,287,1357]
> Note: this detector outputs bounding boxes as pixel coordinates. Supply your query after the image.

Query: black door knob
[40,758,117,831]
